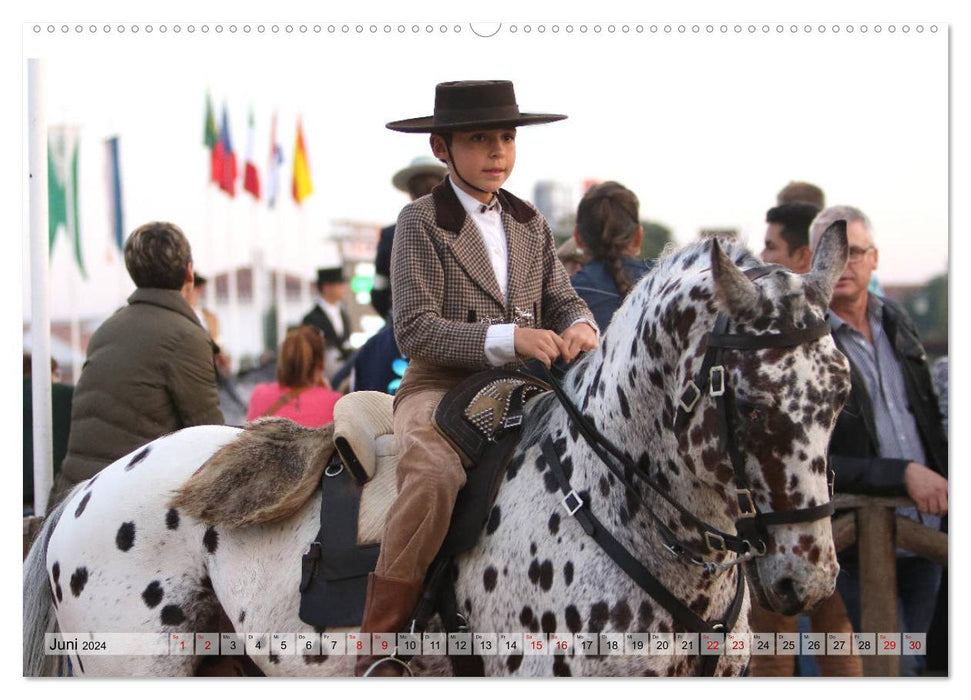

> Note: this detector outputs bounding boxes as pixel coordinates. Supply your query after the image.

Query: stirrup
[363,655,414,677]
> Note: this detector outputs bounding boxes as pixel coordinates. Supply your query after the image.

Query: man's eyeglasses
[848,246,875,262]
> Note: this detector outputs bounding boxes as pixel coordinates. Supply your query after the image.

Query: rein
[536,265,836,676]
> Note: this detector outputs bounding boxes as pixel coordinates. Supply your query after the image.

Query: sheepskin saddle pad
[167,392,397,533]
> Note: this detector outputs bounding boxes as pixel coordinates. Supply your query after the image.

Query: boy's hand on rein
[514,328,569,367]
[560,322,599,364]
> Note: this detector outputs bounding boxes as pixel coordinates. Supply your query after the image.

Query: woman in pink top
[246,325,342,427]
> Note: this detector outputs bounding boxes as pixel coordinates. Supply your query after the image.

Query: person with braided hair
[569,181,654,332]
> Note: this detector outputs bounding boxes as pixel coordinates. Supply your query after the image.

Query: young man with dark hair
[760,202,820,274]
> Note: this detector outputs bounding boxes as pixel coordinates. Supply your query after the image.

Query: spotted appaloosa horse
[24,226,851,677]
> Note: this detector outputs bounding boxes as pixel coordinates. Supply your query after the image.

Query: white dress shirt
[318,299,345,338]
[449,179,594,367]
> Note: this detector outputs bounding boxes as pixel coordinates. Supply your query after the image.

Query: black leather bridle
[537,265,837,675]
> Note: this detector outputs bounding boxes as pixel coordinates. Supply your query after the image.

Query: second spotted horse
[24,223,851,677]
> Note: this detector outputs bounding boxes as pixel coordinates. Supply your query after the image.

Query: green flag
[204,91,218,149]
[48,126,86,278]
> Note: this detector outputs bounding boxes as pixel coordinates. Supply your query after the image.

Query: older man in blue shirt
[810,205,947,676]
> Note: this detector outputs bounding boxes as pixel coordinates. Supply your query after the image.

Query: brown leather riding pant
[374,361,470,584]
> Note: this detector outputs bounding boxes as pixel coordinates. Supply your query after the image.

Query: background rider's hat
[385,80,567,133]
[391,155,448,193]
[315,266,346,286]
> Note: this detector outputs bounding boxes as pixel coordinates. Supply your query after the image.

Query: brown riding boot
[354,573,424,677]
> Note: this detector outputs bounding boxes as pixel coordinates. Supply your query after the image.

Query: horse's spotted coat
[125,447,150,471]
[115,522,135,551]
[142,581,163,608]
[450,235,849,676]
[32,235,849,677]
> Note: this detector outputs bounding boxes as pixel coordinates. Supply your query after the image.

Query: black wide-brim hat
[386,80,567,133]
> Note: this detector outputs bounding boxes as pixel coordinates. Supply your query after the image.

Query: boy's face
[431,128,516,203]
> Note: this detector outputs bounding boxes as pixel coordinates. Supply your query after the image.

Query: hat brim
[392,163,448,192]
[386,113,567,133]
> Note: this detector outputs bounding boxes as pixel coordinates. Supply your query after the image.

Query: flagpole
[28,58,54,517]
[227,197,240,372]
[68,269,82,382]
[299,209,310,312]
[203,91,216,309]
[204,180,214,308]
[275,203,287,347]
[250,197,264,354]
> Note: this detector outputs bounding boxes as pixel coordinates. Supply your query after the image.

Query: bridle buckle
[709,366,726,397]
[736,489,757,517]
[704,531,727,552]
[678,380,702,412]
[562,489,584,516]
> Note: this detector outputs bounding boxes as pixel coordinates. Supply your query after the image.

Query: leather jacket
[828,296,947,495]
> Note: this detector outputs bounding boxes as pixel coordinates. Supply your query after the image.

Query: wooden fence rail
[832,494,948,676]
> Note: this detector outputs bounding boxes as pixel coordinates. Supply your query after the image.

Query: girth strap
[541,437,745,659]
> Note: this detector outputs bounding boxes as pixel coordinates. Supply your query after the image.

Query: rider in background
[355,80,598,676]
[347,156,447,394]
[568,181,653,333]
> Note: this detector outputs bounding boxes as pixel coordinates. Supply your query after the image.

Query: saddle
[298,369,550,629]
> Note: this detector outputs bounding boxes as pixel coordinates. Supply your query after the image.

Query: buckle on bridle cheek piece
[736,489,757,517]
[704,531,727,552]
[562,490,584,516]
[709,365,726,397]
[678,380,702,412]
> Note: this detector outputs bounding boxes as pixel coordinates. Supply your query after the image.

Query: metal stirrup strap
[363,656,413,677]
[541,437,745,639]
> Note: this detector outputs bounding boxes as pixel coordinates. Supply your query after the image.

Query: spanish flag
[292,118,313,204]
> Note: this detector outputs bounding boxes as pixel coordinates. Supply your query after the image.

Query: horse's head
[700,222,851,615]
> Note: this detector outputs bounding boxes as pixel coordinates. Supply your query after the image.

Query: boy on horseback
[357,80,598,676]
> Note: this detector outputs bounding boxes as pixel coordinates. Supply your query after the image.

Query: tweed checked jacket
[391,178,595,369]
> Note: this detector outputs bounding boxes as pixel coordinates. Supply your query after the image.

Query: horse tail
[23,491,74,677]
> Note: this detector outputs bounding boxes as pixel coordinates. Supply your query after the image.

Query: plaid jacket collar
[432,177,540,309]
[432,176,537,232]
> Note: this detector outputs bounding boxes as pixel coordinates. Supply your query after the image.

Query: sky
[7,0,970,693]
[18,7,949,324]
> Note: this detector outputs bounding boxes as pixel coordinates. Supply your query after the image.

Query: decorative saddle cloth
[298,369,550,628]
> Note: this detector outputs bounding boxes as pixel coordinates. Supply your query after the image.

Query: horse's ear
[711,238,759,315]
[804,220,849,306]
